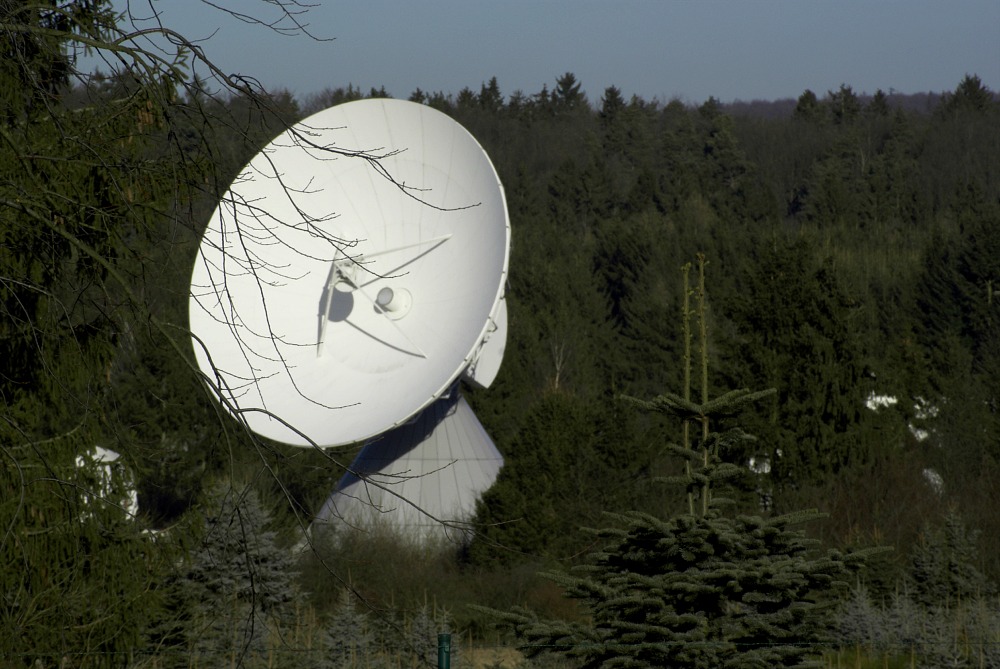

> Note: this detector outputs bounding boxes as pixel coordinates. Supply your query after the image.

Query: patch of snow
[863,393,939,443]
[749,456,771,475]
[865,392,898,411]
[922,468,944,495]
[913,396,939,420]
[908,397,939,443]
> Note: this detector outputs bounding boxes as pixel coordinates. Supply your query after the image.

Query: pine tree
[469,391,647,565]
[176,481,300,666]
[723,238,874,485]
[553,72,586,112]
[940,74,994,115]
[793,89,824,123]
[832,511,1000,666]
[323,590,374,669]
[478,257,871,668]
[908,510,995,607]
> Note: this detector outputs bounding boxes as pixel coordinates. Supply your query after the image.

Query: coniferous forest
[4,3,1000,667]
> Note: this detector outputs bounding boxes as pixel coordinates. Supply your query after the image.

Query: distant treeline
[120,70,1000,582]
[202,70,1000,586]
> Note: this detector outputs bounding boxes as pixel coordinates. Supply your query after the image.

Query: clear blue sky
[114,0,999,104]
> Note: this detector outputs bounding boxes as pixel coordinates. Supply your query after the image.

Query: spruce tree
[175,481,300,666]
[323,590,374,669]
[908,510,995,607]
[479,256,870,668]
[723,238,873,485]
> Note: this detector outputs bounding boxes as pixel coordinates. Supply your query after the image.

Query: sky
[109,0,1000,105]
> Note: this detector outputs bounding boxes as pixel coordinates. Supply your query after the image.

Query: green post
[437,632,452,669]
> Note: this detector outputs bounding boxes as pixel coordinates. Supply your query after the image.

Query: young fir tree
[319,589,375,669]
[478,257,871,668]
[174,481,301,666]
[908,509,995,607]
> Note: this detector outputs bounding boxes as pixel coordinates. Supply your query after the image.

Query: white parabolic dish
[189,99,510,447]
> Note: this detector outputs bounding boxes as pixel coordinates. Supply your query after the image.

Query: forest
[4,2,1000,667]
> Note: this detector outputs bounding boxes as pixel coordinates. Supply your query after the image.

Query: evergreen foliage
[478,258,872,668]
[908,510,995,607]
[324,590,375,668]
[317,592,458,669]
[0,449,168,665]
[469,391,653,564]
[722,238,874,484]
[173,481,300,665]
[834,512,1000,667]
[0,3,189,663]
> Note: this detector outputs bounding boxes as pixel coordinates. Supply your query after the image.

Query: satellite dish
[189,98,510,448]
[190,99,511,539]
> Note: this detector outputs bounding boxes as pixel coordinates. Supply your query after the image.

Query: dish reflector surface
[189,99,510,446]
